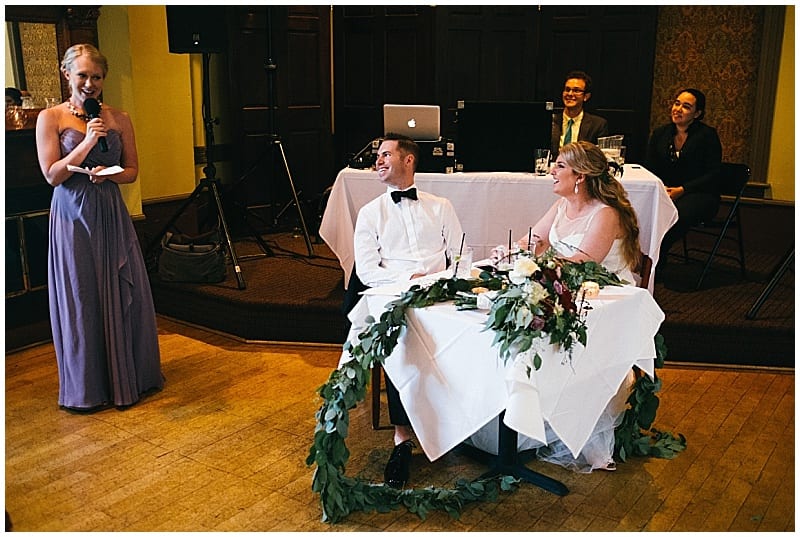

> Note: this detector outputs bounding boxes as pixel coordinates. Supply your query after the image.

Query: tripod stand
[246,6,315,257]
[146,52,250,289]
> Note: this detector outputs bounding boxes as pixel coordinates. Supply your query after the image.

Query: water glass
[534,148,550,175]
[450,246,474,278]
[601,147,620,162]
[45,97,59,109]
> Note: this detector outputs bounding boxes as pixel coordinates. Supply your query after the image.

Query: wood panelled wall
[219,6,778,210]
[334,5,657,167]
[225,6,333,220]
[540,6,658,163]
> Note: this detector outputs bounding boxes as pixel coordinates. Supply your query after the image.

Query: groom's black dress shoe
[384,440,415,488]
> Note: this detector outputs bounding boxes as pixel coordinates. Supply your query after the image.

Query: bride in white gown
[476,141,644,472]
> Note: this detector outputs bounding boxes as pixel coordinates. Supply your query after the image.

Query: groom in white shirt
[351,132,464,488]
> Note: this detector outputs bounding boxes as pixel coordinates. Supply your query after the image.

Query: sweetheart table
[341,277,664,492]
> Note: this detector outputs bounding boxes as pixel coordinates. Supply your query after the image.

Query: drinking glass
[45,97,59,109]
[598,135,624,162]
[449,246,474,278]
[617,146,626,165]
[534,148,550,175]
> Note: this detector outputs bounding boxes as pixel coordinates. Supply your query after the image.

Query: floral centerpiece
[460,248,625,373]
[306,248,685,524]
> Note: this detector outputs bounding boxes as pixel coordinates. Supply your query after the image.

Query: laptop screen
[383,104,441,142]
[455,101,555,172]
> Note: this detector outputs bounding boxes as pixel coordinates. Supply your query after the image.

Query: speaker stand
[146,52,250,289]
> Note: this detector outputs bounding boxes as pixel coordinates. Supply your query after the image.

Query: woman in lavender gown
[35,44,163,412]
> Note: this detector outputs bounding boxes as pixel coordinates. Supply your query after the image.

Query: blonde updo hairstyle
[558,141,641,270]
[61,43,108,79]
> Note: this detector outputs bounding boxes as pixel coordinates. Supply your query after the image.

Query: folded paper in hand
[67,164,124,176]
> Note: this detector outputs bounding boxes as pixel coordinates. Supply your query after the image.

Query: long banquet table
[342,276,664,468]
[319,165,678,292]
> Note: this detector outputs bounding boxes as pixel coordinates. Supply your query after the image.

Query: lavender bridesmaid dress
[49,128,163,409]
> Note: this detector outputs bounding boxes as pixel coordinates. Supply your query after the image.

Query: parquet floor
[4,317,794,531]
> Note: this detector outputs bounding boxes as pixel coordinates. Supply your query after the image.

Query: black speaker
[166,6,226,54]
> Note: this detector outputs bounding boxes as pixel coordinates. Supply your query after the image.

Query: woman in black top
[646,88,722,262]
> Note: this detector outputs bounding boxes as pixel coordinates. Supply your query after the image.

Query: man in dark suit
[551,70,609,156]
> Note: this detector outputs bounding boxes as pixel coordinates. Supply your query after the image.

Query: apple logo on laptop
[407,118,416,129]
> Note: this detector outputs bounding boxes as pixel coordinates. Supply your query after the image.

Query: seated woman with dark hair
[645,88,723,263]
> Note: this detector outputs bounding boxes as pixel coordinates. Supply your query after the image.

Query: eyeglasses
[563,87,586,95]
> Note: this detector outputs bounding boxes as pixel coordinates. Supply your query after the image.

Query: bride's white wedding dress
[549,198,636,285]
[465,369,635,473]
[466,198,639,472]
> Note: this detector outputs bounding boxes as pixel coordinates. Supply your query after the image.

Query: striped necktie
[563,118,574,145]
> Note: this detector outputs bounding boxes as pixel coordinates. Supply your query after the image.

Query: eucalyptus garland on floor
[307,258,685,524]
[307,277,519,524]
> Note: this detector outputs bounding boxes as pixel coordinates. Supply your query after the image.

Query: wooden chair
[637,251,653,289]
[370,363,391,430]
[682,162,750,290]
[342,266,392,430]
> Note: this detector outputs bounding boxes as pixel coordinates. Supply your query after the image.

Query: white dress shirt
[354,185,464,287]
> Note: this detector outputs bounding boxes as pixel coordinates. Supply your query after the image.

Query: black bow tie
[391,188,418,203]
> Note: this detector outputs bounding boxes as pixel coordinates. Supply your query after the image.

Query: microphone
[83,98,107,152]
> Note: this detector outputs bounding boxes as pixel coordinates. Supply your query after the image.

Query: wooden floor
[5,316,795,532]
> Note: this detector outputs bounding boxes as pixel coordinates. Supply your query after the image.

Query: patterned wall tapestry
[19,22,62,108]
[651,6,763,166]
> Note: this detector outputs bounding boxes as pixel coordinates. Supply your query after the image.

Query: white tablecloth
[319,165,678,292]
[344,282,664,462]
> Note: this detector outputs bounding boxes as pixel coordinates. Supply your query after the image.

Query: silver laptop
[383,104,441,142]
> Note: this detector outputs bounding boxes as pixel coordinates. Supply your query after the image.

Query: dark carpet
[150,228,794,369]
[655,246,793,368]
[150,234,348,345]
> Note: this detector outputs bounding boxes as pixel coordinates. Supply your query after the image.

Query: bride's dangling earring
[574,181,579,195]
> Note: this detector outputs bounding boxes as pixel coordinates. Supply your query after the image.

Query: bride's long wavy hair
[559,141,641,270]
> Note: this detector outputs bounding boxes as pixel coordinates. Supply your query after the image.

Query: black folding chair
[682,162,750,290]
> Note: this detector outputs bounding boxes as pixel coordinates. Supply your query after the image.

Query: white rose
[509,256,540,284]
[476,290,498,310]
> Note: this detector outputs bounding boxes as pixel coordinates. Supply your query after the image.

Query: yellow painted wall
[96,6,142,217]
[766,5,795,202]
[97,5,196,206]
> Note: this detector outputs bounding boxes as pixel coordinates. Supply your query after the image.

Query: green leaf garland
[308,258,685,523]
